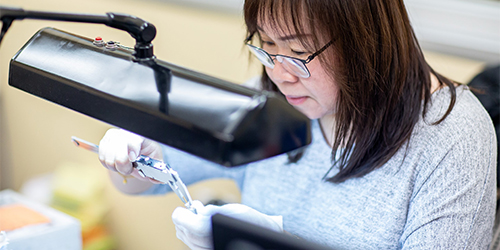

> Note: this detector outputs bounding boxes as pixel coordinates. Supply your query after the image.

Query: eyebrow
[257,26,311,41]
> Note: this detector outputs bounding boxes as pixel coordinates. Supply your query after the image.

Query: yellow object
[50,162,108,232]
[117,173,133,184]
[50,162,115,249]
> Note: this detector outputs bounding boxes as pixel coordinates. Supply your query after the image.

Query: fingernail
[129,151,137,161]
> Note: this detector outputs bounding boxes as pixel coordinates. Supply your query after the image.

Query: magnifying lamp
[0,6,311,166]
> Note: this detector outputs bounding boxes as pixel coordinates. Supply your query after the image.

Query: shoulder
[401,84,497,189]
[416,85,496,145]
[404,84,497,192]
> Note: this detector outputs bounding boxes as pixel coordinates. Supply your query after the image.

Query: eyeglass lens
[278,57,309,78]
[248,45,310,78]
[248,46,274,68]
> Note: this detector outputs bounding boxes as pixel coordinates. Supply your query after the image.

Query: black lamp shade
[9,27,311,166]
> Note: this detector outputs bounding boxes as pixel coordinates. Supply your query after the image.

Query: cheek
[309,67,339,113]
[309,62,337,92]
[264,67,281,92]
[265,67,272,79]
[265,67,277,84]
[311,84,338,114]
[320,88,339,114]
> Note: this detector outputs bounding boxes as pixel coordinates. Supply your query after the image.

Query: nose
[268,57,299,84]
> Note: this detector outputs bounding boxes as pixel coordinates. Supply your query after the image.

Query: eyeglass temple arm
[305,40,334,63]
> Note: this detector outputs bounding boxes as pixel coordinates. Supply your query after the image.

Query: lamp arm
[0,6,156,59]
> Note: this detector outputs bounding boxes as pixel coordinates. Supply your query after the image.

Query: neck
[319,114,335,147]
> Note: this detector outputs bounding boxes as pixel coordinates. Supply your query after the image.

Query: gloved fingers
[190,200,206,214]
[173,201,213,250]
[98,128,145,176]
[175,225,212,250]
[172,207,211,235]
[174,200,205,217]
[128,137,163,183]
[269,215,284,231]
[122,129,146,161]
[98,129,128,173]
[117,130,163,162]
[138,139,163,161]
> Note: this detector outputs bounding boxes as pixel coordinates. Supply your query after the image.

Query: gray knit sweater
[146,85,497,249]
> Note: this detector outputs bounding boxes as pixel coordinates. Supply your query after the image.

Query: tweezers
[71,136,197,214]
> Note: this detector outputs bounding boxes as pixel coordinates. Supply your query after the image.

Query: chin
[296,108,322,120]
[299,108,335,121]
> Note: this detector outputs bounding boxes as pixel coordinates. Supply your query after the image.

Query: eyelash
[262,40,275,47]
[292,50,306,56]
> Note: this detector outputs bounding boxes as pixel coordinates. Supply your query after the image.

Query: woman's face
[258,23,339,120]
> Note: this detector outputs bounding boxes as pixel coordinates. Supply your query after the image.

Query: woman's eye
[292,50,306,56]
[262,41,275,47]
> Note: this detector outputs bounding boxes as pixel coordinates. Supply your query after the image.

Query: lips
[285,95,307,105]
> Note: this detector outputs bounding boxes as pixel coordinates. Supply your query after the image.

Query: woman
[98,0,497,249]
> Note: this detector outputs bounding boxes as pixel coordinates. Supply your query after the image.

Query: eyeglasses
[246,40,333,78]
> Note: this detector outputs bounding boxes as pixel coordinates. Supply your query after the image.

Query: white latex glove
[98,128,163,183]
[172,200,283,250]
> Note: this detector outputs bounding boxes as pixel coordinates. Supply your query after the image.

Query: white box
[0,189,81,250]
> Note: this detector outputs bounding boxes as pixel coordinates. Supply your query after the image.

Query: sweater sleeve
[400,126,497,249]
[141,144,246,195]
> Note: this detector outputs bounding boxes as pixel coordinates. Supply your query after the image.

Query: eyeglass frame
[245,38,334,78]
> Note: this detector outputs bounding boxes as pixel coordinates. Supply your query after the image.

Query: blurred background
[0,0,498,249]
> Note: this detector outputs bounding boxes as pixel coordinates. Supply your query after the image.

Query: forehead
[256,18,316,50]
[255,6,311,38]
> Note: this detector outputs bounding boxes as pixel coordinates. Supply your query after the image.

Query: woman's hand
[99,128,163,184]
[172,201,283,250]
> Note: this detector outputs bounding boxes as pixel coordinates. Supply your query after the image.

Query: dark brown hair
[244,0,456,183]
